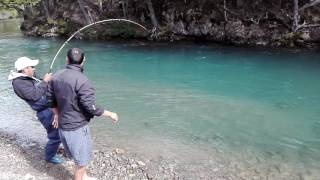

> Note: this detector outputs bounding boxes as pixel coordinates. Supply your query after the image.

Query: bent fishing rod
[49,19,148,73]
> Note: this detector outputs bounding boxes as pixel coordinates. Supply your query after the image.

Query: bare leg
[74,166,86,180]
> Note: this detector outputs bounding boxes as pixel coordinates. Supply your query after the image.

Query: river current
[1,19,320,179]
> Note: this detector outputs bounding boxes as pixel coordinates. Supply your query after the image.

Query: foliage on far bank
[0,9,18,19]
[19,0,320,47]
[0,0,40,15]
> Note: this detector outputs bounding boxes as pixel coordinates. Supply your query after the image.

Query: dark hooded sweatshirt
[10,75,53,130]
[11,73,49,112]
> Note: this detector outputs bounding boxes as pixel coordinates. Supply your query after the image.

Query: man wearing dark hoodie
[48,48,118,180]
[8,56,63,164]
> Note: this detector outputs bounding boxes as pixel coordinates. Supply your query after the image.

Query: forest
[1,0,320,47]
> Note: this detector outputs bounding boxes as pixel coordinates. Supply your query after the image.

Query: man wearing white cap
[8,56,64,164]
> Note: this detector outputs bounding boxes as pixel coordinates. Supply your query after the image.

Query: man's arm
[47,78,57,108]
[51,107,59,128]
[12,73,52,102]
[13,78,48,102]
[78,79,118,122]
[47,78,59,128]
[102,110,119,123]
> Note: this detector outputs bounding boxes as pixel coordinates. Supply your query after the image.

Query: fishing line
[49,19,148,73]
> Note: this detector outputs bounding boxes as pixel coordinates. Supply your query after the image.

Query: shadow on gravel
[1,131,73,180]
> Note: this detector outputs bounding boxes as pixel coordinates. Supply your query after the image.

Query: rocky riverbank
[0,131,239,180]
[0,131,202,180]
[1,129,319,180]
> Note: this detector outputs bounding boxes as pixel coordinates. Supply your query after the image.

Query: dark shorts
[59,125,92,166]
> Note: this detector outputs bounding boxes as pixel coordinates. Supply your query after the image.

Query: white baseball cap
[15,57,39,71]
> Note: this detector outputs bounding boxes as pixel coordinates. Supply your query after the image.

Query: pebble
[23,173,35,180]
[115,148,125,154]
[137,160,146,166]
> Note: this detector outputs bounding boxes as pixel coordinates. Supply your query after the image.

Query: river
[1,19,320,179]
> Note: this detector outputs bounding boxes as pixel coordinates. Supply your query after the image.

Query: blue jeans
[37,109,61,161]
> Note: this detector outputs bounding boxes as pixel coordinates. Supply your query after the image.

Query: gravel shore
[0,132,70,180]
[1,130,317,180]
[0,129,237,180]
[0,131,185,180]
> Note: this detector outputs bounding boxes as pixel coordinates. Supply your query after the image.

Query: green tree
[0,0,40,14]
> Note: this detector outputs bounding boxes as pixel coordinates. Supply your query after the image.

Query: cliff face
[21,0,320,47]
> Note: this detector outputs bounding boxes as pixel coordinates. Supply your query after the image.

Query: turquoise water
[1,19,320,178]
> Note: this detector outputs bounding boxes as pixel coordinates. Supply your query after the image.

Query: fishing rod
[49,19,148,73]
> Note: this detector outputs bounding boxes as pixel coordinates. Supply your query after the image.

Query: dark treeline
[2,0,320,47]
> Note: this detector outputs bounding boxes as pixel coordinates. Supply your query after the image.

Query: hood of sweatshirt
[8,70,28,81]
[8,70,41,82]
